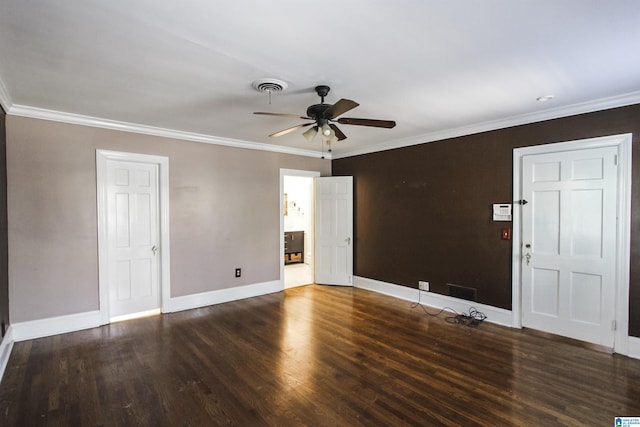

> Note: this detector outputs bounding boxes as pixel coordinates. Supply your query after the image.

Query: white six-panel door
[105,159,161,319]
[521,146,618,347]
[315,177,353,286]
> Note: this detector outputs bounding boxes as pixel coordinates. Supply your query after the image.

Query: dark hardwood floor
[1,285,639,426]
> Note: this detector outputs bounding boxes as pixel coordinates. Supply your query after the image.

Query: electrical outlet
[418,281,429,291]
[235,268,241,278]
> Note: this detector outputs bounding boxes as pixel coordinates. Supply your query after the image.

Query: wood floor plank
[1,284,639,426]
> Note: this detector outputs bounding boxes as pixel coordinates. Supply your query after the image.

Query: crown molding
[7,104,329,159]
[7,89,640,160]
[0,76,12,113]
[333,90,640,159]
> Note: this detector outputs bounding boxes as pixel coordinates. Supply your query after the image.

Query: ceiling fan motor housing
[306,104,331,122]
[307,86,333,122]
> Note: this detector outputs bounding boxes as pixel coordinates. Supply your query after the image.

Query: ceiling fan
[254,85,396,146]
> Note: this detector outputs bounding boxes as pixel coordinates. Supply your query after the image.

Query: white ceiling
[1,1,639,158]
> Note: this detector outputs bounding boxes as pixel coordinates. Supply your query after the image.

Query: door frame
[512,133,632,354]
[96,150,171,324]
[279,169,321,289]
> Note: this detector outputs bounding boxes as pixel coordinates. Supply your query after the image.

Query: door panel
[532,190,560,254]
[570,189,602,257]
[531,268,559,317]
[522,146,617,347]
[107,160,160,319]
[315,176,353,286]
[570,272,601,324]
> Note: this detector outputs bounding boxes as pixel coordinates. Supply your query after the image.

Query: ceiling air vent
[252,78,288,94]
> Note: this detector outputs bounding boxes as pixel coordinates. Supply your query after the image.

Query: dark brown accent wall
[0,106,7,338]
[333,103,640,337]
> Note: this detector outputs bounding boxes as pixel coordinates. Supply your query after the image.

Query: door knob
[345,237,351,245]
[524,252,531,265]
[152,245,158,256]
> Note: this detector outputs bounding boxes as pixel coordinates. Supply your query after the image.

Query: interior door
[521,146,618,347]
[315,176,353,286]
[106,159,161,319]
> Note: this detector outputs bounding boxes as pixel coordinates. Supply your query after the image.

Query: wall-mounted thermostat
[493,204,512,221]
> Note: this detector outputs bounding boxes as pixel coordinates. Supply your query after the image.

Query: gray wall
[6,116,330,323]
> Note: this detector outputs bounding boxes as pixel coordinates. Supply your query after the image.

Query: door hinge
[614,154,618,166]
[611,320,617,331]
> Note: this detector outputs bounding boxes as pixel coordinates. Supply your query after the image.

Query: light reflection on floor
[278,288,315,395]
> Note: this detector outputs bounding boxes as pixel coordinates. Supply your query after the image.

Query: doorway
[281,169,319,289]
[512,134,632,354]
[97,150,171,324]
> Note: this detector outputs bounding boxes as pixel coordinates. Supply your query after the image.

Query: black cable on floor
[411,290,487,327]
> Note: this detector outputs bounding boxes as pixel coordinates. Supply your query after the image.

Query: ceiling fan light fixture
[303,126,318,142]
[321,123,334,138]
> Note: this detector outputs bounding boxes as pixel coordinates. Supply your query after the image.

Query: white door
[315,176,353,286]
[521,146,618,347]
[106,159,161,319]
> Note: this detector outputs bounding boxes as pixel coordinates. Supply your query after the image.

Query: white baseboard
[354,276,514,327]
[166,280,283,313]
[4,278,637,364]
[0,280,285,385]
[0,326,14,382]
[628,336,640,360]
[9,281,283,343]
[12,310,102,342]
[354,276,419,302]
[354,276,640,359]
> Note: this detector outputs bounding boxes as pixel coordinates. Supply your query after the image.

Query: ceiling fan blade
[329,124,347,141]
[337,117,396,128]
[323,98,359,119]
[254,112,310,120]
[269,123,313,137]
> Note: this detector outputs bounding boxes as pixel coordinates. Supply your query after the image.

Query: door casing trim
[512,133,632,355]
[96,150,171,325]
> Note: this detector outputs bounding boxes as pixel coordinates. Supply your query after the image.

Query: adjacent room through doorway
[283,174,315,288]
